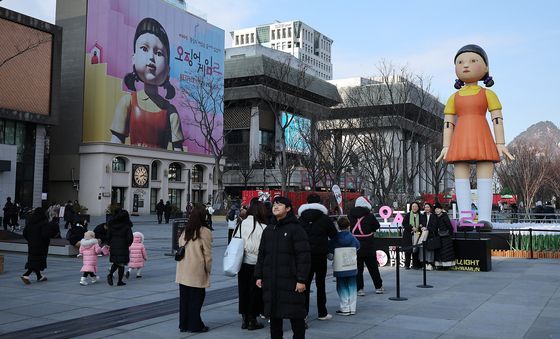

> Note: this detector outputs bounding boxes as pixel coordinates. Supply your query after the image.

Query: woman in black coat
[107,209,133,286]
[433,203,455,270]
[348,197,384,296]
[21,208,58,284]
[419,202,438,270]
[402,202,422,269]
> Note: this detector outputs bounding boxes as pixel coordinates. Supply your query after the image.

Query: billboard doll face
[454,51,488,84]
[133,33,169,86]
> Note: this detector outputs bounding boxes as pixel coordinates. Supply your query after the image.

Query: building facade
[230,20,333,80]
[51,0,225,216]
[0,8,62,211]
[222,46,340,196]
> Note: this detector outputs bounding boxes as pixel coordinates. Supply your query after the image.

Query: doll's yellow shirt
[444,85,502,115]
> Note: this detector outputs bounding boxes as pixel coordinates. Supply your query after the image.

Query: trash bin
[171,218,189,253]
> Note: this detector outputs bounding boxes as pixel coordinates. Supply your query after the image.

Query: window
[277,29,280,39]
[112,157,126,172]
[240,35,244,44]
[235,35,239,45]
[192,165,204,183]
[271,43,275,49]
[288,41,292,48]
[246,34,249,43]
[260,130,275,146]
[272,30,275,40]
[151,162,159,180]
[168,189,182,211]
[225,129,249,144]
[251,33,254,43]
[282,42,285,49]
[168,162,182,181]
[4,120,15,145]
[282,28,286,38]
[288,27,292,38]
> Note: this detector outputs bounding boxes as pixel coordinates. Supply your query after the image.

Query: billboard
[0,17,53,116]
[281,112,310,153]
[84,0,224,153]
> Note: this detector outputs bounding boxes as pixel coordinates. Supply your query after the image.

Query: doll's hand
[497,144,515,161]
[435,147,448,163]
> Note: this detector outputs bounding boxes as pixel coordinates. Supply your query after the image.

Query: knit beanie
[355,196,372,210]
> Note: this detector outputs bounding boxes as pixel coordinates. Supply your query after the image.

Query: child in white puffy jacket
[126,232,147,278]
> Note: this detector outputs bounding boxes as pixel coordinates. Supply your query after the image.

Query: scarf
[410,212,419,228]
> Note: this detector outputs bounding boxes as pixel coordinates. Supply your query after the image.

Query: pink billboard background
[85,0,224,154]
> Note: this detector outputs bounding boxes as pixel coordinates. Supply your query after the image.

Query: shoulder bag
[223,223,245,276]
[333,247,357,273]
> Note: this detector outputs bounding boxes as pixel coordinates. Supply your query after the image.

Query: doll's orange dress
[445,88,500,164]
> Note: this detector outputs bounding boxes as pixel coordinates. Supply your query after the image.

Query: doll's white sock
[477,179,493,222]
[455,179,472,220]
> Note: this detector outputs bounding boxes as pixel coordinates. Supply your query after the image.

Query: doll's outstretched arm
[436,114,456,163]
[110,94,132,144]
[490,109,514,161]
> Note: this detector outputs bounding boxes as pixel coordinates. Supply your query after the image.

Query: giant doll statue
[436,44,514,227]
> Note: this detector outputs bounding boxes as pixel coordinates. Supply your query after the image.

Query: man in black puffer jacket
[348,196,384,296]
[255,196,310,339]
[298,194,337,321]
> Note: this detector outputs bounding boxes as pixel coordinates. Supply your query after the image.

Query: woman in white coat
[234,198,268,330]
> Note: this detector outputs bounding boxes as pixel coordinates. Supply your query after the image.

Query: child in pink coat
[126,232,147,279]
[79,231,107,285]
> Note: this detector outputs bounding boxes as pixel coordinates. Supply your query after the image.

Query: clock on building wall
[132,164,149,188]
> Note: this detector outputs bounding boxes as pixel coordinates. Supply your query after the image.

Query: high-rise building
[230,20,333,80]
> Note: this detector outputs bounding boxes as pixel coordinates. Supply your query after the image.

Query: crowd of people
[12,193,462,338]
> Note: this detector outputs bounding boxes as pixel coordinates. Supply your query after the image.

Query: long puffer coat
[128,232,147,269]
[23,212,58,271]
[348,206,380,257]
[107,211,133,265]
[434,212,455,263]
[254,212,310,319]
[80,238,103,272]
[298,203,337,257]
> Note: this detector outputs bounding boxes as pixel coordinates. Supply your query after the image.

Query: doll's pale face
[455,52,488,84]
[133,33,169,86]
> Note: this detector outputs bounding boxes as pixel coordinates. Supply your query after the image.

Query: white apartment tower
[230,20,333,80]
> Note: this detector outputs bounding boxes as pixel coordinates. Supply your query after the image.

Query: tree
[0,32,51,69]
[496,141,554,214]
[180,74,228,209]
[424,142,449,197]
[255,55,315,192]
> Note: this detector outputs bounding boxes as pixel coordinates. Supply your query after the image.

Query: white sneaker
[90,276,98,284]
[318,314,332,321]
[357,289,365,296]
[426,264,433,271]
[375,287,385,294]
[80,277,88,286]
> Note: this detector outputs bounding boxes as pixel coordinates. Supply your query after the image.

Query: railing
[491,212,560,224]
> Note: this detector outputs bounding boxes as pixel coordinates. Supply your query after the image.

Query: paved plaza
[0,215,559,338]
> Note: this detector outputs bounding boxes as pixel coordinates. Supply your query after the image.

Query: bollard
[417,245,433,288]
[389,246,408,301]
[529,228,536,260]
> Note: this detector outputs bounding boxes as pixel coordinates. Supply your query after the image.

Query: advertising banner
[84,0,224,154]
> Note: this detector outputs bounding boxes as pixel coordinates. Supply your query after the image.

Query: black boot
[241,315,248,329]
[247,316,264,330]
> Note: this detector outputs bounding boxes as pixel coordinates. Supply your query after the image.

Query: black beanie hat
[307,194,321,204]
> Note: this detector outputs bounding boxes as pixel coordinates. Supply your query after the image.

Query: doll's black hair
[124,17,175,99]
[453,44,494,89]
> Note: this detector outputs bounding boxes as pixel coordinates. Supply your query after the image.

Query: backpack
[351,217,373,238]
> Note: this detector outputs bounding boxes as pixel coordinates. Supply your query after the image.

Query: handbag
[223,224,245,276]
[333,247,357,273]
[423,236,441,250]
[174,244,186,261]
[438,229,450,237]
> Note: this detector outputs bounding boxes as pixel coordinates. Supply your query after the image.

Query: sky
[1,0,559,143]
